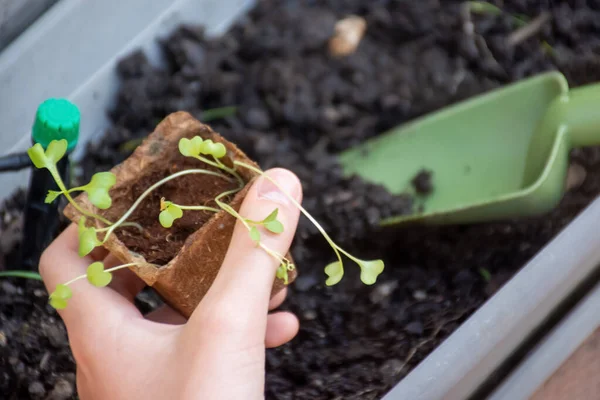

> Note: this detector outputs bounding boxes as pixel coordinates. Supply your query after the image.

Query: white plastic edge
[488,280,600,399]
[382,195,600,400]
[0,0,255,202]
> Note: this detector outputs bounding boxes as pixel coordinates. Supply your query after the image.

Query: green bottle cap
[32,98,80,151]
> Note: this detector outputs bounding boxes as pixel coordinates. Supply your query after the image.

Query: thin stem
[62,263,142,287]
[48,165,113,226]
[63,274,87,287]
[119,222,145,232]
[104,263,142,274]
[177,205,221,213]
[193,155,244,187]
[234,161,345,266]
[212,183,294,281]
[100,169,232,243]
[215,188,249,230]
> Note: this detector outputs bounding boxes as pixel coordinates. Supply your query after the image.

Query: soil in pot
[4,0,600,399]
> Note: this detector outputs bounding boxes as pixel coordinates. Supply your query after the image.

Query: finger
[39,224,141,336]
[145,304,187,325]
[265,312,299,348]
[190,168,302,336]
[104,254,146,302]
[269,288,287,311]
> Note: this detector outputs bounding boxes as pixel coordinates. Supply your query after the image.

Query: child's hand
[40,168,302,400]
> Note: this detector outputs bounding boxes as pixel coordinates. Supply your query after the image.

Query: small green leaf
[78,226,102,257]
[84,172,117,210]
[49,283,73,310]
[87,189,112,209]
[249,226,261,244]
[276,264,289,285]
[45,139,68,164]
[178,138,194,157]
[27,143,48,169]
[45,190,62,204]
[191,136,204,154]
[212,142,227,158]
[27,139,68,170]
[86,262,112,287]
[324,261,344,286]
[262,208,279,223]
[179,136,204,157]
[265,220,284,234]
[53,284,73,300]
[479,267,492,282]
[49,297,68,310]
[357,259,384,285]
[88,172,116,189]
[54,283,73,300]
[198,139,214,155]
[74,172,117,209]
[159,200,183,228]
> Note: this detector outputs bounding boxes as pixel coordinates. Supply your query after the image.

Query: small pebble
[1,281,18,295]
[0,330,6,347]
[244,107,271,131]
[369,281,398,304]
[44,324,67,348]
[303,310,317,320]
[294,275,318,292]
[47,379,74,400]
[405,321,424,335]
[413,290,427,301]
[28,381,45,398]
[566,162,586,191]
[329,15,367,57]
[379,358,404,377]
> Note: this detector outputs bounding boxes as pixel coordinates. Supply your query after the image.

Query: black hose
[0,152,33,171]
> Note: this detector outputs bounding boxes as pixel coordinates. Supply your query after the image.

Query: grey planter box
[2,1,599,399]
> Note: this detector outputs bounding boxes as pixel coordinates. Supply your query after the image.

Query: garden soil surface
[3,0,600,399]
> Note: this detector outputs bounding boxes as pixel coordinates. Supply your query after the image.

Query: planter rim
[383,194,600,400]
[487,279,600,399]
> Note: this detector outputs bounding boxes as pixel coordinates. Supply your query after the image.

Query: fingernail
[257,169,301,205]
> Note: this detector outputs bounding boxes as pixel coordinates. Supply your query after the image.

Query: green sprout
[49,284,72,310]
[86,261,113,287]
[31,133,385,311]
[158,198,220,228]
[467,1,502,16]
[48,261,140,309]
[0,271,43,281]
[245,208,284,234]
[233,160,385,286]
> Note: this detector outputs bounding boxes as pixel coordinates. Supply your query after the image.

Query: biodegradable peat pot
[64,111,296,317]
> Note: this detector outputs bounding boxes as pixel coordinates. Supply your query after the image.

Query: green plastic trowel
[338,71,600,226]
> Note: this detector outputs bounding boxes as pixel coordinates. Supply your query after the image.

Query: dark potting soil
[4,0,600,398]
[102,149,242,265]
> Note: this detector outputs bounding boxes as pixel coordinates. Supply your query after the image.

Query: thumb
[188,168,302,334]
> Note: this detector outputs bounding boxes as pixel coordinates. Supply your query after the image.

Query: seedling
[31,120,385,311]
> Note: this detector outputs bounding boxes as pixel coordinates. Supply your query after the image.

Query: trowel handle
[561,82,600,148]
